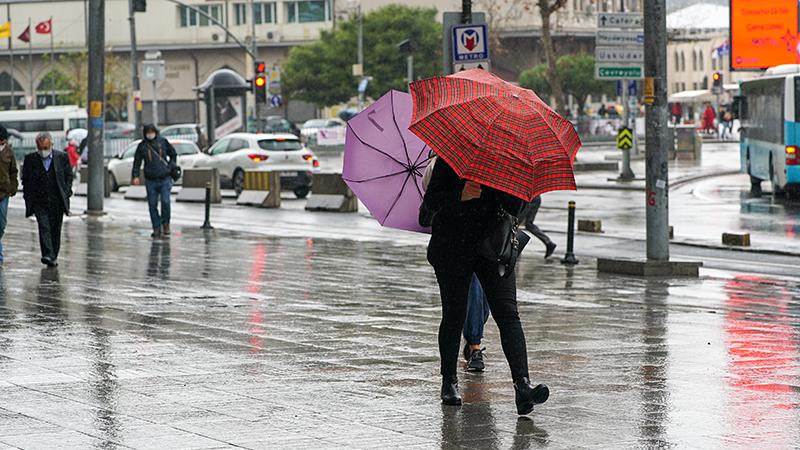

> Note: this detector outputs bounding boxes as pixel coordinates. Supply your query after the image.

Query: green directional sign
[596,65,643,80]
[617,127,634,150]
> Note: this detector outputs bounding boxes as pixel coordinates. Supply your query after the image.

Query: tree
[284,5,442,108]
[519,54,615,116]
[518,63,550,98]
[537,0,567,114]
[473,0,535,57]
[57,52,131,120]
[557,53,615,115]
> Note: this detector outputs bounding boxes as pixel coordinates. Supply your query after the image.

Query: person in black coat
[422,157,549,415]
[22,132,73,267]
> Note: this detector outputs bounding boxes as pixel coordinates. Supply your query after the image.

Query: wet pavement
[1,208,800,449]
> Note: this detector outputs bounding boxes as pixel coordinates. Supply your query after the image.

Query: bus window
[69,118,87,129]
[741,77,783,145]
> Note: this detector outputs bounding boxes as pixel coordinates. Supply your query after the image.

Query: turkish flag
[17,25,30,43]
[35,19,51,34]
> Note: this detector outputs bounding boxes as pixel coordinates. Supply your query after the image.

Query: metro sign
[452,24,489,62]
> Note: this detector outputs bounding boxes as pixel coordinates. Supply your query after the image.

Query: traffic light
[254,75,267,104]
[253,61,267,104]
[712,71,723,87]
[132,0,146,12]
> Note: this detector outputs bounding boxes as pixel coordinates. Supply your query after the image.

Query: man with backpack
[131,124,178,238]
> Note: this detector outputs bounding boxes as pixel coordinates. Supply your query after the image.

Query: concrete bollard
[305,173,358,212]
[722,232,750,247]
[561,201,579,265]
[236,170,281,208]
[177,168,221,203]
[577,219,602,233]
[76,165,111,198]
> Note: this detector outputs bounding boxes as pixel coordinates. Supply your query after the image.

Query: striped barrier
[236,170,281,208]
[305,173,358,213]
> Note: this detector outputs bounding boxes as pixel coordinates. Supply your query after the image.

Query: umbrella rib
[348,124,408,169]
[411,144,431,168]
[343,169,409,184]
[382,170,414,225]
[389,92,413,166]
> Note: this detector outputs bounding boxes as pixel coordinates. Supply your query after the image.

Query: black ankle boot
[441,376,462,406]
[514,377,549,415]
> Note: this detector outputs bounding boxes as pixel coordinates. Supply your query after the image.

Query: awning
[669,89,715,103]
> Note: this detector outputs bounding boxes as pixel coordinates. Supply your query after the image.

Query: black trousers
[524,197,552,246]
[34,206,64,261]
[432,253,529,382]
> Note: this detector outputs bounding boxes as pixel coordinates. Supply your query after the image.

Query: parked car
[191,132,318,198]
[107,139,206,191]
[161,123,207,150]
[300,118,345,145]
[104,122,136,139]
[264,115,300,137]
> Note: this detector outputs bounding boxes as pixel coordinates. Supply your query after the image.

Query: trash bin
[668,124,702,161]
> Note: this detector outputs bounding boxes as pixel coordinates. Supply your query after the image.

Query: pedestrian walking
[131,124,177,238]
[702,104,716,135]
[722,110,734,140]
[65,138,80,175]
[21,132,73,267]
[524,196,557,258]
[423,158,549,414]
[0,125,19,265]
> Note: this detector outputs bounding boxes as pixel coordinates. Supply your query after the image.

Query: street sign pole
[619,86,635,180]
[644,0,669,262]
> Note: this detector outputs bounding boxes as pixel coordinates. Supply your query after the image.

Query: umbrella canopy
[409,69,581,202]
[343,90,432,233]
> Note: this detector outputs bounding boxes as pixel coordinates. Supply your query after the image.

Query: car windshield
[258,138,302,151]
[173,143,197,155]
[303,119,328,129]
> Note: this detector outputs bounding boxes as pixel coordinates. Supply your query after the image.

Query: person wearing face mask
[131,124,178,238]
[21,132,73,267]
[0,125,19,266]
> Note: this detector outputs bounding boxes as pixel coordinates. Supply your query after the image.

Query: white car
[191,132,318,198]
[107,139,205,191]
[300,118,345,146]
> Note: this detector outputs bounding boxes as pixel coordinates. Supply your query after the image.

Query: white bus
[0,106,87,158]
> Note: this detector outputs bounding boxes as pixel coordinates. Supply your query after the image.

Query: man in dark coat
[22,132,73,267]
[131,124,177,238]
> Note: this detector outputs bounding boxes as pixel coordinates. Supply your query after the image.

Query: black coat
[132,136,177,180]
[422,158,524,265]
[22,150,73,218]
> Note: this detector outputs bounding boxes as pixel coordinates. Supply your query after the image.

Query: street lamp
[348,0,365,109]
[397,38,416,91]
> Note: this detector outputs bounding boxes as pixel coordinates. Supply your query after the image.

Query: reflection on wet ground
[0,215,799,448]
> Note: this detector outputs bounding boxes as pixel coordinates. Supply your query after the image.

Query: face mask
[39,149,52,159]
[146,133,156,141]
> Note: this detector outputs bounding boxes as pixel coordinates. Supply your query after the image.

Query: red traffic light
[255,61,266,74]
[255,76,267,87]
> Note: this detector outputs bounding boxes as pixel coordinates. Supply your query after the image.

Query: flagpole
[27,17,32,109]
[7,4,14,109]
[49,16,54,105]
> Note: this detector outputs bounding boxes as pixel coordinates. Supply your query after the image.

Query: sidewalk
[1,205,799,449]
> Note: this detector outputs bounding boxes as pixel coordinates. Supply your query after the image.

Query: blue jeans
[463,273,490,345]
[145,177,172,229]
[0,197,7,262]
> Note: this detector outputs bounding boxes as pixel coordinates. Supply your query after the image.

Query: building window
[674,51,679,71]
[179,4,222,28]
[254,2,276,24]
[699,53,704,71]
[680,52,686,71]
[285,0,329,23]
[692,50,697,71]
[234,3,247,25]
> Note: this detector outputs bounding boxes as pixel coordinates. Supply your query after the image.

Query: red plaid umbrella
[408,69,581,201]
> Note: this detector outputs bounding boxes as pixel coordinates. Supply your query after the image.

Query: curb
[577,169,742,191]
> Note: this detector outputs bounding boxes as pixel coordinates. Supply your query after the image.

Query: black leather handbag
[477,205,530,277]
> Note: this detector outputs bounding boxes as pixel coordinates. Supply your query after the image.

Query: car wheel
[233,169,245,196]
[293,186,310,199]
[109,172,119,192]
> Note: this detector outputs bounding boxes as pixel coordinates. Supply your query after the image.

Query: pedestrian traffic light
[254,75,267,104]
[712,71,723,87]
[132,0,146,12]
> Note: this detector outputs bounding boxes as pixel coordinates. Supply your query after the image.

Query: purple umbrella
[343,90,432,233]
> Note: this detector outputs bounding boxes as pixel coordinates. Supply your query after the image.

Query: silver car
[107,139,205,191]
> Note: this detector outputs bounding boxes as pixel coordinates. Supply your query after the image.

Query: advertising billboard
[731,0,799,70]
